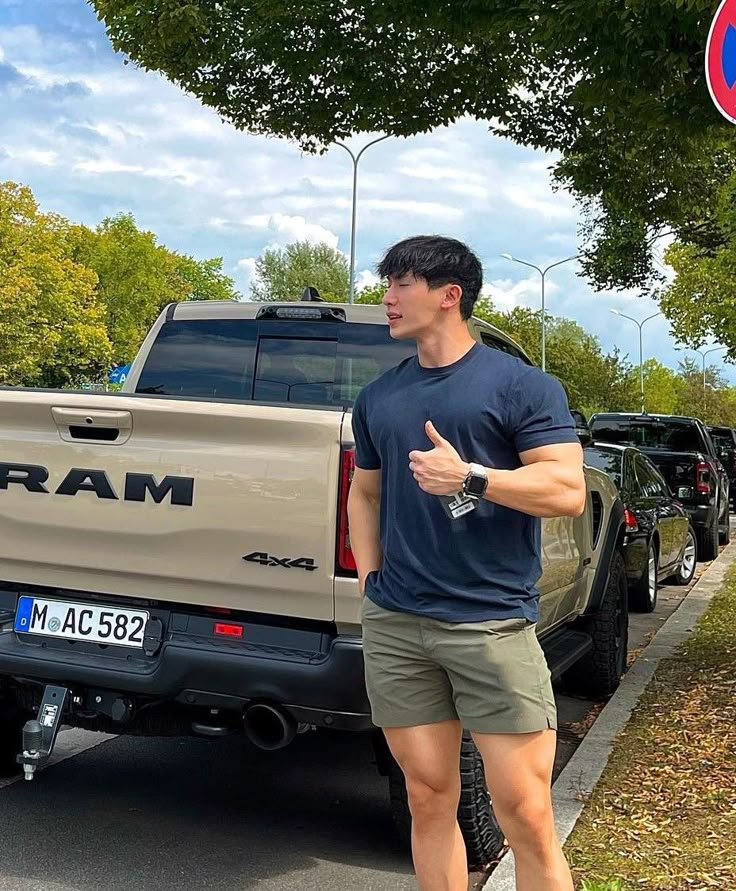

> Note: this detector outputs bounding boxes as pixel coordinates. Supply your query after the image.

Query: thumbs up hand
[408,421,470,495]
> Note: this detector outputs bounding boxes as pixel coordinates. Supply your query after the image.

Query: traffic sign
[707,0,736,124]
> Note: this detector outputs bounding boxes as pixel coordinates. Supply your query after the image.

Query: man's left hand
[408,421,470,496]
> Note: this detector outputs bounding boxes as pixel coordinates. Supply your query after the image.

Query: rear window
[590,417,701,452]
[136,319,416,406]
[710,430,734,452]
[584,447,622,488]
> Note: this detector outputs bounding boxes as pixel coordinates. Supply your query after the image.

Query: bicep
[351,466,382,502]
[518,441,584,469]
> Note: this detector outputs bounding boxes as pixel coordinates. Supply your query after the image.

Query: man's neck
[415,331,478,369]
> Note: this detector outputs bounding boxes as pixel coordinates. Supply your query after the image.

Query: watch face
[465,473,488,497]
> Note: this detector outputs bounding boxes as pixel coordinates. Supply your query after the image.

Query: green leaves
[250,241,350,302]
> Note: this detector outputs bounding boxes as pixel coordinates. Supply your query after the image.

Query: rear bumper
[0,589,373,732]
[684,502,717,532]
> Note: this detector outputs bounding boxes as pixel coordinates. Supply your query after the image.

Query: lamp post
[334,135,390,303]
[676,345,728,418]
[500,253,580,371]
[609,309,663,414]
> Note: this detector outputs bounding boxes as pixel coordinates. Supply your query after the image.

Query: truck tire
[388,732,504,868]
[564,549,628,698]
[628,542,657,613]
[697,519,719,562]
[0,700,25,778]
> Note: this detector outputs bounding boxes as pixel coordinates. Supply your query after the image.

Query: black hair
[377,235,483,320]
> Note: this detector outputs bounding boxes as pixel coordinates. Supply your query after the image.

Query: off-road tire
[388,731,505,868]
[628,542,657,614]
[564,549,628,698]
[697,519,719,562]
[669,526,697,587]
[0,699,25,778]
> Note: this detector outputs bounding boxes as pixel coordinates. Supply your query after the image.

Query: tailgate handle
[51,408,133,445]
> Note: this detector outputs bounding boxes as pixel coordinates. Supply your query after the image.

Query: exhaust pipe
[243,703,297,751]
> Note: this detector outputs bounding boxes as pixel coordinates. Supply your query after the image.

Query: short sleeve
[351,389,381,470]
[509,368,579,454]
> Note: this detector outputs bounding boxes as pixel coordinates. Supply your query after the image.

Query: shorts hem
[464,715,557,735]
[371,712,459,729]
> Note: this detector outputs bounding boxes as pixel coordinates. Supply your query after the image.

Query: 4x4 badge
[242,552,318,572]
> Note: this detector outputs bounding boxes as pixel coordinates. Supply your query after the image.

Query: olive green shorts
[360,597,557,734]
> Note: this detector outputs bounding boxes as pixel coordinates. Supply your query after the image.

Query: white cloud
[241,213,340,248]
[24,149,57,166]
[356,269,381,291]
[502,183,576,221]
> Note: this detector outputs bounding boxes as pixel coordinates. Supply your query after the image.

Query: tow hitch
[17,685,68,781]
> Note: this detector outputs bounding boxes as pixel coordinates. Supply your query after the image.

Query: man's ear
[441,283,463,312]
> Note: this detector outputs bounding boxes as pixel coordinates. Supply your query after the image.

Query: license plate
[14,597,149,649]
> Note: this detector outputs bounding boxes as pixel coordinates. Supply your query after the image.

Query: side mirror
[571,409,593,447]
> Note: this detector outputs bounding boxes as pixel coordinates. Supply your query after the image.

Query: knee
[405,774,460,825]
[495,797,556,852]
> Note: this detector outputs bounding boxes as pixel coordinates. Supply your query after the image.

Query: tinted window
[584,447,622,488]
[136,319,415,406]
[635,455,668,498]
[480,332,532,364]
[590,418,701,452]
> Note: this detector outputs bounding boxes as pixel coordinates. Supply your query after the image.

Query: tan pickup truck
[0,298,626,866]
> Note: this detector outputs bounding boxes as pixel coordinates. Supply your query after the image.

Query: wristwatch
[462,463,489,499]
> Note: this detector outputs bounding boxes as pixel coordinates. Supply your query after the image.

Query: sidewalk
[486,540,736,890]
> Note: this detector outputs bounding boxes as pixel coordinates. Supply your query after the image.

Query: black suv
[590,413,730,561]
[708,426,736,508]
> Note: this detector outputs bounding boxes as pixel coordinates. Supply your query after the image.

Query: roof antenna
[301,287,325,302]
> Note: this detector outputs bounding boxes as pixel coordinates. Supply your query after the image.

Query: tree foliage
[250,241,350,302]
[0,183,238,386]
[92,0,736,294]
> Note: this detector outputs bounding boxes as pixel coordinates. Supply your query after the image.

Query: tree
[71,213,238,364]
[638,359,681,415]
[93,0,736,293]
[0,182,111,387]
[250,241,349,302]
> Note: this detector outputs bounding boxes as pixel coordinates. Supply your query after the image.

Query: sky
[1,0,734,383]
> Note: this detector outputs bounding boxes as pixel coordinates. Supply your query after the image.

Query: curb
[484,540,736,890]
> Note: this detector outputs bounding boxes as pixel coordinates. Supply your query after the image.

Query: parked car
[707,425,736,508]
[0,299,628,868]
[589,413,730,562]
[584,443,697,611]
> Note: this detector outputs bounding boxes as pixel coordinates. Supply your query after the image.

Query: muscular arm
[483,442,586,518]
[347,466,383,594]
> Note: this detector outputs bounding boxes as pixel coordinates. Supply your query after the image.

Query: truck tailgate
[0,391,343,620]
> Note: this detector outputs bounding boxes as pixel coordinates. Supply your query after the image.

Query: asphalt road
[0,550,720,891]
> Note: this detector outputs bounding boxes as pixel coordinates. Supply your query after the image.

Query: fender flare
[584,497,625,615]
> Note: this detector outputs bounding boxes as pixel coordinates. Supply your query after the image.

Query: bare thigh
[383,720,464,798]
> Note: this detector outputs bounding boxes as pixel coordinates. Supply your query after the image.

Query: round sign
[707,0,736,124]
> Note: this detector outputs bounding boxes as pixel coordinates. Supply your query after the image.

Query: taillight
[696,461,712,495]
[337,448,357,573]
[624,507,638,531]
[214,622,243,638]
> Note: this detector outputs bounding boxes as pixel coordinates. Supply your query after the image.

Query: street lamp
[609,309,663,415]
[675,345,728,417]
[334,135,390,304]
[500,253,580,371]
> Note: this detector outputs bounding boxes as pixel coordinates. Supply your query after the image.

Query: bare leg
[383,721,467,891]
[471,729,573,891]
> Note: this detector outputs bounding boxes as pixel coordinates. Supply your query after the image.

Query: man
[347,235,585,891]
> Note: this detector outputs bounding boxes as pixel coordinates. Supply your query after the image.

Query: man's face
[382,273,450,339]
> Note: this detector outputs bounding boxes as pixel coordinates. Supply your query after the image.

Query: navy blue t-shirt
[351,342,579,623]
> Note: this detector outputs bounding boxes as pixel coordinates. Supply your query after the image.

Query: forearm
[347,490,383,592]
[483,461,586,518]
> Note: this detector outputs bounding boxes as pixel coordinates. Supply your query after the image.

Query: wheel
[719,504,730,545]
[696,519,719,562]
[388,731,505,868]
[628,542,657,613]
[0,699,25,778]
[669,526,697,587]
[563,549,629,698]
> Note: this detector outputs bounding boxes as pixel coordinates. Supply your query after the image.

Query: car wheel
[387,731,504,868]
[629,542,658,613]
[696,519,719,562]
[564,549,629,698]
[670,526,697,587]
[719,503,730,545]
